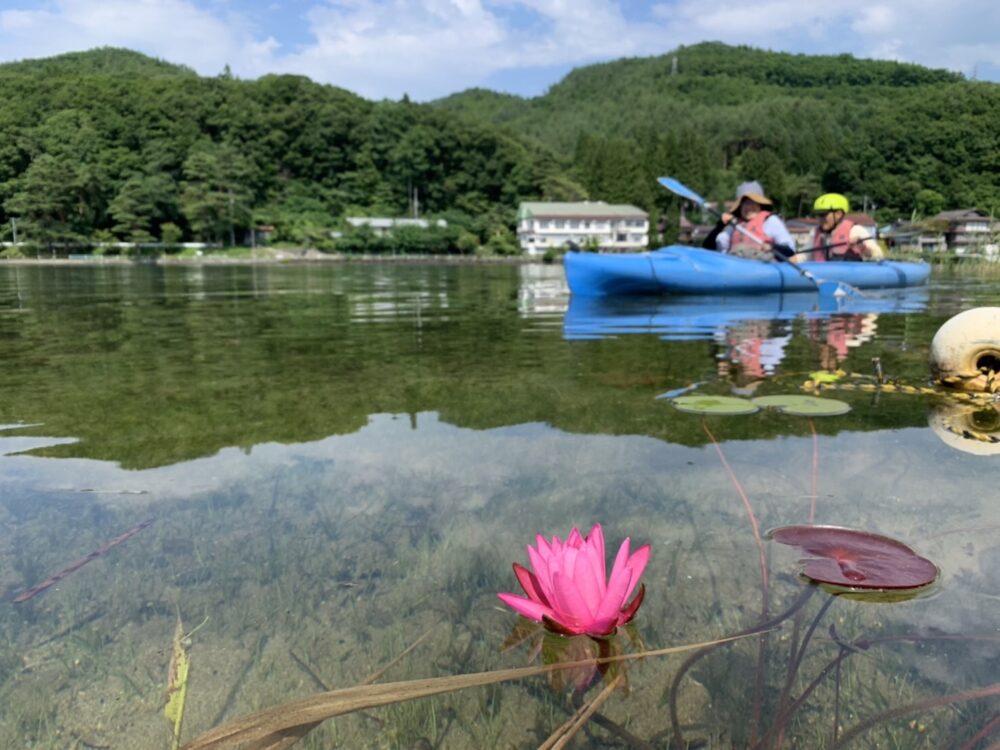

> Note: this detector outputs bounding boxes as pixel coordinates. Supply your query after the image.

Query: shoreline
[0,251,558,267]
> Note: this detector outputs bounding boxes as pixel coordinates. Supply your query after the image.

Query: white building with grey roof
[516,201,648,255]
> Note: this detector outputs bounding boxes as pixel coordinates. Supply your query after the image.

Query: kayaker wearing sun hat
[703,180,795,261]
[808,193,884,261]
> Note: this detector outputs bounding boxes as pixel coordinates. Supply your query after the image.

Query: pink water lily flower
[498,523,650,637]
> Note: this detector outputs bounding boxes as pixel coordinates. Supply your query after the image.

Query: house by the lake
[343,217,448,236]
[932,209,994,254]
[881,222,947,253]
[516,201,648,255]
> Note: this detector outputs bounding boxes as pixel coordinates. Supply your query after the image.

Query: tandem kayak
[564,246,931,296]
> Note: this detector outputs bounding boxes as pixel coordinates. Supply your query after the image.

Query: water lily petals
[607,537,632,583]
[527,544,555,598]
[549,571,594,628]
[587,523,607,582]
[497,593,552,623]
[534,534,552,559]
[583,614,620,637]
[618,583,646,626]
[621,543,651,605]
[499,525,650,636]
[513,563,548,606]
[571,545,604,615]
[595,566,633,626]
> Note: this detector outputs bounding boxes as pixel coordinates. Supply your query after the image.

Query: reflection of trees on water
[0,266,943,469]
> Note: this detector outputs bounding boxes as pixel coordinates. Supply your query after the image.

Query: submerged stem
[667,586,815,749]
[829,683,1000,750]
[702,418,771,743]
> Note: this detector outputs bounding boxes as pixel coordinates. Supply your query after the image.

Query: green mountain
[2,44,997,251]
[435,42,1000,227]
[0,49,567,253]
[0,46,195,77]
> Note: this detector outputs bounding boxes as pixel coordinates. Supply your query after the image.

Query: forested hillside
[2,43,997,253]
[0,48,572,252]
[437,42,1000,231]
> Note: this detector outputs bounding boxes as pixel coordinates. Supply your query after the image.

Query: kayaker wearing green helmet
[810,193,884,261]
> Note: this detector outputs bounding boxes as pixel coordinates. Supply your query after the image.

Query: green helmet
[813,193,850,213]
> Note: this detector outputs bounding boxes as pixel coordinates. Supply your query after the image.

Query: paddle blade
[657,177,707,207]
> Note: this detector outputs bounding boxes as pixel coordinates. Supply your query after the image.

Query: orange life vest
[729,211,774,260]
[812,219,866,262]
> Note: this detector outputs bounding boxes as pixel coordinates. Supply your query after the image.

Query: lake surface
[0,262,997,749]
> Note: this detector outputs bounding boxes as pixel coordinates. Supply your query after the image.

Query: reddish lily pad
[752,394,851,417]
[770,525,938,590]
[670,395,758,416]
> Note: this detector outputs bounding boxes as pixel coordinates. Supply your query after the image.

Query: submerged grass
[0,426,994,748]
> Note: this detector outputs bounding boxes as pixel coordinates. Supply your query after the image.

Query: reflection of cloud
[0,1,998,99]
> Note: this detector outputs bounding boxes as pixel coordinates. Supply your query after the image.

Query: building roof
[846,212,877,226]
[786,218,819,229]
[933,209,989,222]
[346,217,446,229]
[517,201,647,220]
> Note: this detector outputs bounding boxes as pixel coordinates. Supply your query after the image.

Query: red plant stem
[766,629,1000,750]
[960,713,1000,750]
[13,519,154,603]
[829,683,1000,750]
[760,647,854,750]
[771,595,836,750]
[667,586,815,750]
[702,420,769,602]
[808,417,819,523]
[832,647,844,746]
[701,418,770,745]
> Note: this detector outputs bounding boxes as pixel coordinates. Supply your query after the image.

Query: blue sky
[0,1,998,101]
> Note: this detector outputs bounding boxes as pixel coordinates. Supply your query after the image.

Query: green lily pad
[671,395,758,415]
[752,395,851,417]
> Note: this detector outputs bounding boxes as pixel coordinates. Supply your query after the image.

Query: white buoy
[928,307,1000,392]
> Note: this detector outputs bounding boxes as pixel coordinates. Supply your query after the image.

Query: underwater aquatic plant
[497,523,649,637]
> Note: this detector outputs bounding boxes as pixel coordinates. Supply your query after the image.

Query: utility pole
[228,188,236,247]
[10,217,17,244]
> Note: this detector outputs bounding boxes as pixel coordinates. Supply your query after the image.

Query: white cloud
[0,0,998,99]
[0,0,251,75]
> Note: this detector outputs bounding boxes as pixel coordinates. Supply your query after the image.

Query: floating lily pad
[770,525,938,590]
[670,395,758,415]
[752,395,851,417]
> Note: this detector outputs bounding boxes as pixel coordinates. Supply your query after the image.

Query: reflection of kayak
[563,288,929,340]
[565,246,931,297]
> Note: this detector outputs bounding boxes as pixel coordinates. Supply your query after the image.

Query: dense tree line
[0,48,569,254]
[2,43,998,254]
[437,42,1000,241]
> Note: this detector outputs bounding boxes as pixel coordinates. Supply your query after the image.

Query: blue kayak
[565,246,931,296]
